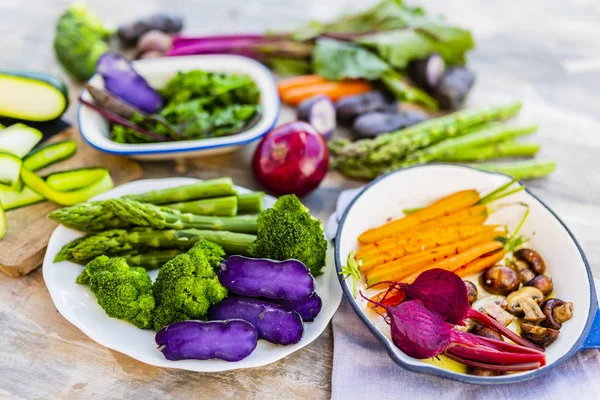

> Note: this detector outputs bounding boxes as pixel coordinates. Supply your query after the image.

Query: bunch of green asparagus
[329,101,556,180]
[51,178,264,269]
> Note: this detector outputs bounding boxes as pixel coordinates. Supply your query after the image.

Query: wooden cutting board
[0,128,143,277]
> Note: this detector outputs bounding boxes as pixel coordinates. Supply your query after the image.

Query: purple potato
[297,95,336,140]
[407,53,446,90]
[118,14,183,47]
[209,297,304,345]
[335,91,398,125]
[352,111,428,138]
[433,67,476,110]
[96,52,163,114]
[219,256,315,302]
[156,319,258,362]
[272,292,322,322]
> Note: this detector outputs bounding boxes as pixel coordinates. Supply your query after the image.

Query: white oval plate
[43,178,342,372]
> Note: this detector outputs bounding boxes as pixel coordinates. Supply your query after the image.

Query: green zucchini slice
[46,167,109,192]
[0,152,22,188]
[23,140,78,171]
[0,201,6,239]
[0,184,44,210]
[0,123,43,158]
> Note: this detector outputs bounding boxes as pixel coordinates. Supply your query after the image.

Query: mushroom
[472,296,514,326]
[521,322,559,347]
[470,324,504,341]
[464,280,478,305]
[506,287,546,322]
[480,265,520,295]
[467,366,500,376]
[514,248,546,275]
[525,275,554,296]
[541,299,574,330]
[512,260,536,284]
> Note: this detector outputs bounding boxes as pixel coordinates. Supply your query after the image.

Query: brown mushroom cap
[480,265,520,296]
[470,324,504,341]
[525,275,554,296]
[512,260,536,284]
[467,366,500,376]
[541,299,574,330]
[464,280,478,305]
[506,287,546,322]
[472,295,514,326]
[521,322,559,347]
[514,248,546,275]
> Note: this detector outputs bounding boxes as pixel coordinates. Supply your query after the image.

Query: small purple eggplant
[156,319,258,362]
[209,297,304,345]
[219,256,315,302]
[96,52,163,114]
[297,95,336,140]
[272,292,322,322]
[407,53,446,90]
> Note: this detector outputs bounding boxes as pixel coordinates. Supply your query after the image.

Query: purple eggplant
[272,292,322,322]
[407,53,446,90]
[433,67,476,110]
[96,52,163,114]
[297,95,336,140]
[335,91,398,125]
[352,111,428,138]
[219,256,315,302]
[209,297,304,345]
[156,319,258,362]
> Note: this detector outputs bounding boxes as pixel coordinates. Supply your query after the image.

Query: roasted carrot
[277,75,329,97]
[358,189,480,244]
[402,240,504,284]
[455,249,507,277]
[357,224,500,271]
[367,288,406,313]
[281,80,372,106]
[365,232,500,286]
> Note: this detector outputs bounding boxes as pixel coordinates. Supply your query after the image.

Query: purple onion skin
[209,297,304,345]
[219,256,315,302]
[272,292,322,322]
[155,319,258,362]
[96,52,163,114]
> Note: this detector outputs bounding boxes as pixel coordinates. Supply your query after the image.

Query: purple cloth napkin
[326,188,600,400]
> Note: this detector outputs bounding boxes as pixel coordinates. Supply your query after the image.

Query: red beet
[252,121,329,197]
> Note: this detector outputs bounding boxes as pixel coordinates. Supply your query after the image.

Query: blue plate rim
[334,163,596,385]
[77,56,280,156]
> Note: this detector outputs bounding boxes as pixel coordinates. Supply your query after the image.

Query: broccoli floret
[86,257,155,329]
[248,194,327,276]
[53,1,112,81]
[152,239,228,330]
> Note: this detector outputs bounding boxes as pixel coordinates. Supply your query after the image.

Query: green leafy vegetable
[339,252,361,298]
[313,39,389,81]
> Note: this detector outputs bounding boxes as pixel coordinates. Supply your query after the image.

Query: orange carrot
[277,75,328,96]
[401,240,504,284]
[367,288,405,313]
[281,80,372,105]
[358,189,480,244]
[357,224,500,271]
[455,249,507,277]
[365,232,499,286]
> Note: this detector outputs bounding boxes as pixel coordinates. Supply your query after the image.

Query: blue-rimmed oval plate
[335,164,599,384]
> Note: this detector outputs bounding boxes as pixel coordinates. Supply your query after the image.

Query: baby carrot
[358,189,480,244]
[281,80,372,106]
[277,75,329,97]
[401,240,504,284]
[365,232,499,286]
[455,249,507,277]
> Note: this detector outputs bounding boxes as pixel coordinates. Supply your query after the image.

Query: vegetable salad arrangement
[341,180,573,375]
[52,178,329,361]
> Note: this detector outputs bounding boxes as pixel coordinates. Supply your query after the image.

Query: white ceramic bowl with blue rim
[335,164,600,384]
[78,55,280,160]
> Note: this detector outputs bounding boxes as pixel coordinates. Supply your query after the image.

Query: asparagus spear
[438,141,540,162]
[237,192,265,214]
[48,198,258,233]
[55,228,257,263]
[123,177,237,204]
[471,160,557,179]
[124,249,184,269]
[167,196,238,217]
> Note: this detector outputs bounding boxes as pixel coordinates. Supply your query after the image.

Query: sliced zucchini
[0,201,5,240]
[23,140,78,171]
[46,167,109,192]
[21,167,114,206]
[0,123,43,158]
[0,123,4,129]
[0,152,22,188]
[0,184,44,210]
[0,70,69,122]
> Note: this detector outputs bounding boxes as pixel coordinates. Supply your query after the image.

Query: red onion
[252,121,329,197]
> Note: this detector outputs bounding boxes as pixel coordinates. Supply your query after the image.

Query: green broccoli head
[53,1,112,81]
[88,257,155,329]
[248,194,327,276]
[152,240,228,330]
